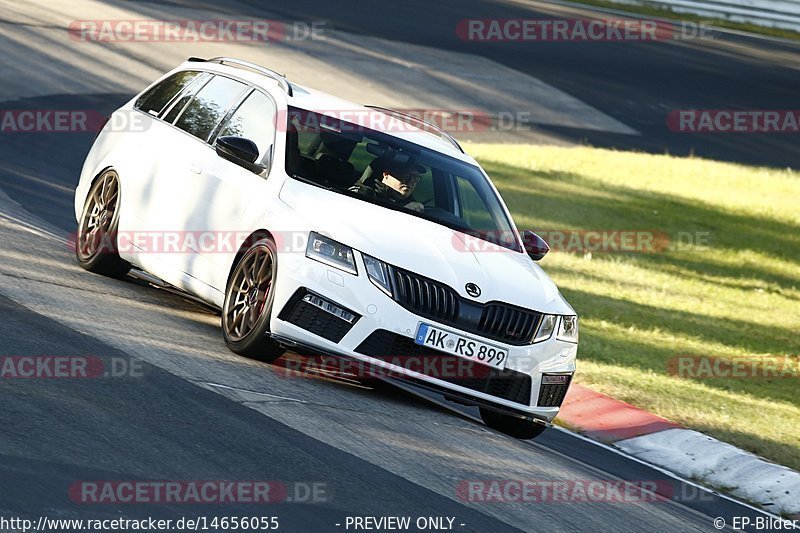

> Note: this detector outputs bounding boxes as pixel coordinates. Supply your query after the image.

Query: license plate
[414,323,508,370]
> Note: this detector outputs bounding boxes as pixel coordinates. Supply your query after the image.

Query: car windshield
[285,107,521,252]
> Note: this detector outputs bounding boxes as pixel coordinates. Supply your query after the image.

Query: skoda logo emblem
[465,283,481,298]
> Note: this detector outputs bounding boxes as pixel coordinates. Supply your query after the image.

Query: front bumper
[269,250,577,422]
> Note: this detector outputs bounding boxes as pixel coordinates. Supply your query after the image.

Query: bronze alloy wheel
[222,238,285,361]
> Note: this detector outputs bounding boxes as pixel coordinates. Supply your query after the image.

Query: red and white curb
[558,384,800,517]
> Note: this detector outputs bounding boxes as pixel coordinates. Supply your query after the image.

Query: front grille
[391,269,460,323]
[477,303,540,345]
[278,289,359,343]
[537,377,572,407]
[389,267,542,345]
[355,330,532,405]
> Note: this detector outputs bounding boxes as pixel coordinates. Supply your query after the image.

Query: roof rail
[191,57,293,97]
[365,106,464,153]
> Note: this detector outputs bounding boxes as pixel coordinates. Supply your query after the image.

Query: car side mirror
[216,136,263,173]
[522,230,549,261]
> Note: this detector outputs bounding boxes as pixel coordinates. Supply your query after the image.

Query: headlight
[557,315,579,343]
[533,314,557,343]
[306,232,357,275]
[363,254,393,296]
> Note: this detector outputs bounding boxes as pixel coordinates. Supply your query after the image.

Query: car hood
[279,179,574,315]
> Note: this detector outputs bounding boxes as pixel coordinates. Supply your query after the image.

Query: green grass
[564,0,800,41]
[465,143,800,471]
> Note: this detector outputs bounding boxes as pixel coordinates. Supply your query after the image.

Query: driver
[350,158,425,212]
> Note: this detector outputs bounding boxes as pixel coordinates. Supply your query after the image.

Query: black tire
[222,238,285,362]
[75,169,131,278]
[480,407,548,440]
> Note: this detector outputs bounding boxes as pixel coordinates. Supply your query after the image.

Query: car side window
[135,71,201,116]
[162,73,211,123]
[216,90,277,167]
[174,76,248,142]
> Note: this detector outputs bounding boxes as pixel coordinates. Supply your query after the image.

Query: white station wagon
[74,57,578,439]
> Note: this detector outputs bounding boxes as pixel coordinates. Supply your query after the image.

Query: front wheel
[480,407,548,440]
[222,238,285,362]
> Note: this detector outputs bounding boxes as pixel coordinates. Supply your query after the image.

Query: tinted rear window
[135,71,201,116]
[174,76,248,141]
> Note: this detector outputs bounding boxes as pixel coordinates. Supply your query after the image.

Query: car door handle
[188,162,202,174]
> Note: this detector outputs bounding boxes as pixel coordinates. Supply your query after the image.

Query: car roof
[177,58,477,165]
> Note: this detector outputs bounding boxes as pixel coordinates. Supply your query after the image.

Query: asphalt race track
[0,0,794,531]
[242,0,800,168]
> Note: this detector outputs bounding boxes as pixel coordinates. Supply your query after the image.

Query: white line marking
[199,381,307,403]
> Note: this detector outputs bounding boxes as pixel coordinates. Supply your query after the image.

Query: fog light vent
[538,374,572,407]
[278,289,360,343]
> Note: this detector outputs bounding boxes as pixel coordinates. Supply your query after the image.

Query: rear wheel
[222,238,285,362]
[75,169,130,278]
[480,407,548,440]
